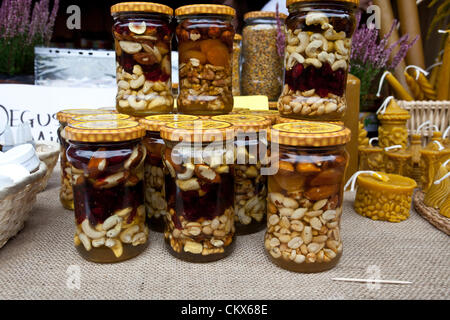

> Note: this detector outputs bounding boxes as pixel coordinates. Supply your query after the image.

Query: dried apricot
[296,162,321,174]
[305,184,339,201]
[178,40,201,53]
[199,39,223,53]
[274,174,305,193]
[180,50,207,64]
[205,43,230,67]
[309,168,344,186]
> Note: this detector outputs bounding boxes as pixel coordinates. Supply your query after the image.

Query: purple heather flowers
[0,0,59,75]
[350,12,419,96]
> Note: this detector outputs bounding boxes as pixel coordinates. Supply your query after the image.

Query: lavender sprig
[275,3,286,58]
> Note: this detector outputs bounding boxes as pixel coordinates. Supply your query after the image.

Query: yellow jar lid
[98,106,118,113]
[111,2,173,15]
[65,120,145,143]
[211,114,271,132]
[244,11,287,20]
[237,110,279,125]
[269,121,351,147]
[56,109,113,123]
[276,116,343,126]
[286,0,360,6]
[69,113,132,124]
[175,4,236,17]
[357,172,417,192]
[161,120,233,142]
[139,114,199,132]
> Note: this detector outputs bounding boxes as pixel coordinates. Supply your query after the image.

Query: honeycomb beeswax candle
[384,145,413,177]
[424,161,450,209]
[377,97,410,149]
[358,138,384,172]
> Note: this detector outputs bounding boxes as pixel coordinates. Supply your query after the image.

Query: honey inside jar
[161,120,236,262]
[175,4,236,115]
[266,121,351,273]
[66,120,148,263]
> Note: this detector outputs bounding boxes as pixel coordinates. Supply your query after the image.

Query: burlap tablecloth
[0,170,448,300]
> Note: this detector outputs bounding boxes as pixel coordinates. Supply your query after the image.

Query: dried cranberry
[145,68,162,81]
[158,24,171,37]
[160,73,170,82]
[292,63,304,79]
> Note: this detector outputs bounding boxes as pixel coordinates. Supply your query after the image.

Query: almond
[195,164,221,183]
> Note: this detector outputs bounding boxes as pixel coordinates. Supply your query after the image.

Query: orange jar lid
[139,114,199,132]
[111,2,173,15]
[236,110,279,125]
[56,109,113,124]
[357,172,417,193]
[269,121,351,147]
[69,113,132,124]
[286,0,359,6]
[244,11,287,20]
[175,4,236,17]
[276,116,343,126]
[211,114,271,132]
[65,120,145,143]
[161,120,233,143]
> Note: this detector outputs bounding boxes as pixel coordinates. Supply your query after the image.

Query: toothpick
[332,277,412,285]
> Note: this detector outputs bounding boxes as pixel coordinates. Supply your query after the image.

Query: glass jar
[111,2,174,117]
[241,11,286,101]
[56,109,113,210]
[65,120,148,263]
[266,122,350,272]
[278,0,358,121]
[211,114,271,235]
[161,120,235,262]
[139,114,199,232]
[232,34,241,96]
[175,4,235,115]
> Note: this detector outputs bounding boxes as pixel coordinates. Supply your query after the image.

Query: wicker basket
[36,142,60,192]
[398,100,450,144]
[0,161,47,249]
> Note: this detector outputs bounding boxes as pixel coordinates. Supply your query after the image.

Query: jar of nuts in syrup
[266,121,350,272]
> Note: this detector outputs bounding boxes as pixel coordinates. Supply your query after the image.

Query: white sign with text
[0,84,116,143]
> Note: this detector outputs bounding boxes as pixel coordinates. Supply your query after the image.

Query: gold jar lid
[234,34,242,41]
[111,2,173,15]
[286,0,360,6]
[161,120,233,142]
[65,120,145,143]
[139,114,199,132]
[211,114,271,132]
[276,116,343,126]
[98,106,118,113]
[237,110,279,125]
[56,109,113,124]
[244,11,287,20]
[175,4,236,17]
[269,121,351,147]
[69,113,132,124]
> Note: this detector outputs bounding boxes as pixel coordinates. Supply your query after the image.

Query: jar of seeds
[241,11,286,101]
[232,34,242,96]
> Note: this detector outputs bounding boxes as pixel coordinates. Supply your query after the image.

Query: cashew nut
[106,222,122,238]
[118,80,130,90]
[92,237,105,248]
[119,41,142,54]
[127,95,147,110]
[318,51,335,65]
[130,74,145,89]
[124,146,139,170]
[81,219,106,239]
[332,59,347,71]
[78,233,92,251]
[297,32,309,53]
[133,64,143,76]
[120,225,140,244]
[115,207,133,217]
[119,99,130,108]
[305,58,323,68]
[148,96,168,109]
[164,159,176,177]
[305,11,330,29]
[103,215,122,231]
[324,29,345,40]
[105,239,123,258]
[176,178,200,191]
[287,52,305,70]
[142,80,152,94]
[288,32,300,45]
[131,232,147,246]
[305,40,323,58]
[177,163,195,180]
[152,81,166,92]
[310,34,328,51]
[335,40,349,56]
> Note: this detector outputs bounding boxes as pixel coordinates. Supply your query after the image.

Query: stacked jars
[266,122,350,272]
[56,109,113,210]
[211,114,271,235]
[175,4,235,115]
[111,2,174,116]
[161,120,236,262]
[278,0,358,121]
[241,11,286,101]
[139,114,199,232]
[65,120,148,263]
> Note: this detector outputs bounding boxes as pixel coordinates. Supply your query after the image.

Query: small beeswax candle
[377,97,411,148]
[359,138,384,172]
[384,145,413,177]
[424,161,450,209]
